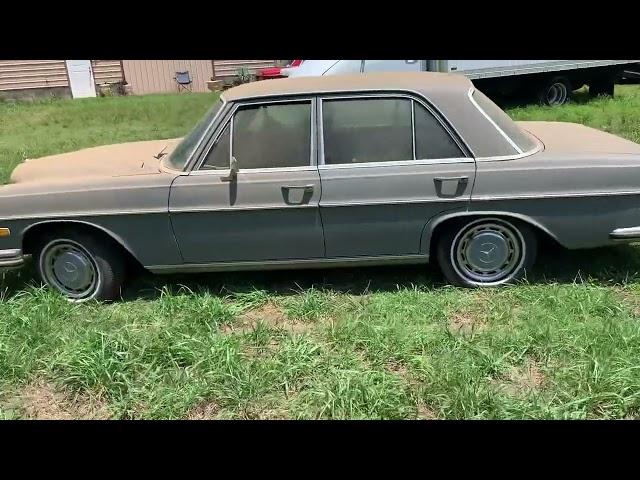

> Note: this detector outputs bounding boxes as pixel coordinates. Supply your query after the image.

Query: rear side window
[414,103,465,159]
[471,89,537,153]
[321,96,465,165]
[322,98,413,164]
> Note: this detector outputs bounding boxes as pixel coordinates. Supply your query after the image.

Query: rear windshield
[471,90,537,153]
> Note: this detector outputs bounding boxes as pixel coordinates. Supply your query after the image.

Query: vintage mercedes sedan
[2,72,640,301]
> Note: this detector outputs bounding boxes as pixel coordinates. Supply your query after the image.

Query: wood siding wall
[213,60,278,78]
[92,60,123,84]
[122,60,214,94]
[0,60,68,91]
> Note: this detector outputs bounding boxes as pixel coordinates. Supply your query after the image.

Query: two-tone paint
[2,72,640,274]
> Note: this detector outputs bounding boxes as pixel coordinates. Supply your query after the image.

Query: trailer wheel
[589,78,615,98]
[537,76,571,106]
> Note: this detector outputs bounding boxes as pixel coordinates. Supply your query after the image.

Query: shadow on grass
[4,244,640,303]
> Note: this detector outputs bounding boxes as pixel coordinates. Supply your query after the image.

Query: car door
[317,93,475,258]
[169,97,325,264]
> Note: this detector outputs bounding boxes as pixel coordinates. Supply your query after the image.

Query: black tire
[537,76,572,106]
[436,217,537,288]
[33,229,126,302]
[589,78,615,98]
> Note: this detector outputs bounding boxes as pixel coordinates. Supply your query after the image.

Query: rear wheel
[436,218,537,287]
[537,76,571,106]
[34,230,126,302]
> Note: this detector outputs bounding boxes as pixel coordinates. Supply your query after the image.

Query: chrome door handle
[282,184,314,193]
[434,176,469,184]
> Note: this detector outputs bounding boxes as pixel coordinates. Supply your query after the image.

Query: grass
[2,87,640,419]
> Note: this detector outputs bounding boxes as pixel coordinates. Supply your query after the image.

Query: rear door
[317,93,475,258]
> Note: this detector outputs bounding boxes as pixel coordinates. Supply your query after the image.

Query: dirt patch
[187,401,220,420]
[416,401,437,420]
[8,380,110,420]
[447,294,489,334]
[222,303,311,335]
[494,358,546,396]
[617,289,640,317]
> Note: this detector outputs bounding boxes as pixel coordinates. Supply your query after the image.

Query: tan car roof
[222,71,474,101]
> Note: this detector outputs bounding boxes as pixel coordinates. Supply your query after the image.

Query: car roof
[221,71,474,101]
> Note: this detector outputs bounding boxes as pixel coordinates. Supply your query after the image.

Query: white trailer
[284,60,639,105]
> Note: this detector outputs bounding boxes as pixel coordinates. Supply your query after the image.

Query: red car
[257,60,303,80]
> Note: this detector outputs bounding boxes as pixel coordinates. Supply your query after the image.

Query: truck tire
[537,76,571,106]
[589,78,615,98]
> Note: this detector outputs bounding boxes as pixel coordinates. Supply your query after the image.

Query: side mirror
[221,156,239,182]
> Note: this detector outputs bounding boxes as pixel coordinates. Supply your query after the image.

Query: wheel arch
[21,219,143,268]
[421,210,563,257]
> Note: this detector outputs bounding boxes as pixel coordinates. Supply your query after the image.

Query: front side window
[232,101,312,169]
[322,98,413,164]
[202,123,230,170]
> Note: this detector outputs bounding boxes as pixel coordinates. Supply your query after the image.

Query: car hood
[9,138,182,184]
[518,121,640,155]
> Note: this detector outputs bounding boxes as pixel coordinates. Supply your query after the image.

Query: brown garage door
[122,60,214,95]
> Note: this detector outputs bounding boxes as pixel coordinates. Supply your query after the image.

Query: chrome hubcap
[42,241,98,299]
[452,220,525,285]
[546,82,568,105]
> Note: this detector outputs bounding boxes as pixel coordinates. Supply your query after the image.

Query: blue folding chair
[175,71,193,92]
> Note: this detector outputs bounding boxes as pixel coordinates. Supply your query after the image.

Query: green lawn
[2,87,640,419]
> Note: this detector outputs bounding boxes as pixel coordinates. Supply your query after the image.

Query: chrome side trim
[0,209,168,222]
[320,197,469,208]
[473,190,640,202]
[170,204,317,214]
[467,87,522,155]
[0,249,25,268]
[610,226,640,241]
[148,253,430,274]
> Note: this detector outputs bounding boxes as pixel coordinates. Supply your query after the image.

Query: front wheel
[34,231,126,302]
[436,218,537,287]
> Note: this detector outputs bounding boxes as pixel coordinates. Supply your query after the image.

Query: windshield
[163,99,224,171]
[471,89,538,153]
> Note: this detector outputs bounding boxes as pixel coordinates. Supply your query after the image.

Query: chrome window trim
[317,157,473,170]
[177,97,229,172]
[475,142,543,162]
[411,100,416,160]
[191,97,316,175]
[467,87,523,155]
[318,92,471,168]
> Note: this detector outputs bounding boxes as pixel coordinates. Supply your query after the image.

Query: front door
[169,98,325,264]
[317,94,475,258]
[66,60,96,98]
